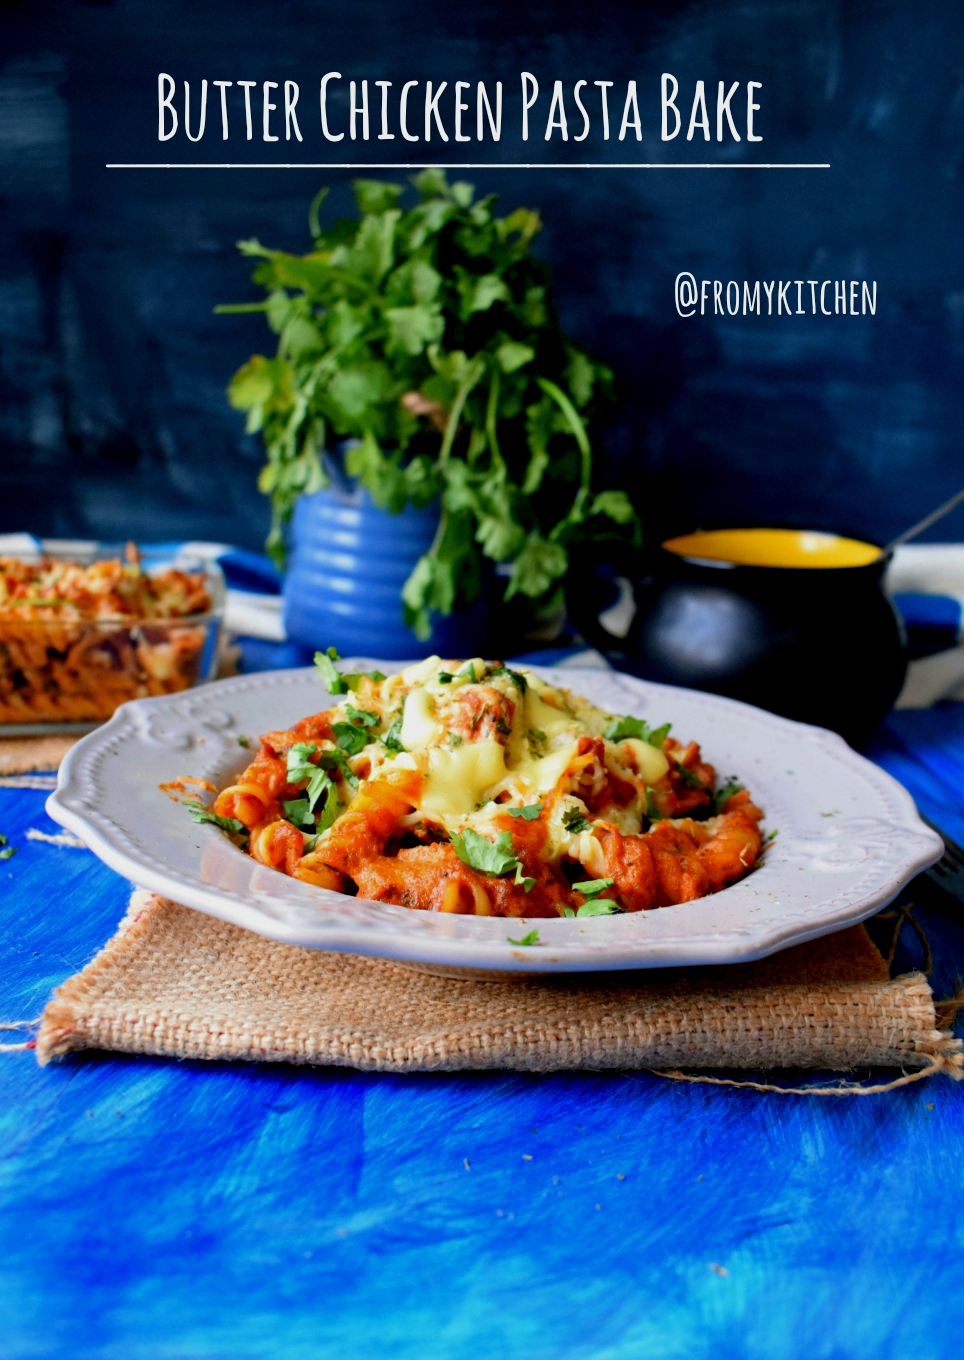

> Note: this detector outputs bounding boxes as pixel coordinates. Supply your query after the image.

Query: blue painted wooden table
[2,707,963,1360]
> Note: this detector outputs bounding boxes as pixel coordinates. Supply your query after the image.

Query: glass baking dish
[0,544,226,735]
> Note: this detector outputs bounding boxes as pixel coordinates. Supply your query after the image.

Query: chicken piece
[565,736,637,815]
[442,684,516,745]
[647,738,715,819]
[646,793,763,905]
[259,710,336,757]
[352,841,575,918]
[582,823,658,912]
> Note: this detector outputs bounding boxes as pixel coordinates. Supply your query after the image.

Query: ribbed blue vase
[283,465,488,661]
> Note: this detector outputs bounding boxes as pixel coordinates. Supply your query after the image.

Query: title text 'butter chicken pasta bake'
[186,653,765,918]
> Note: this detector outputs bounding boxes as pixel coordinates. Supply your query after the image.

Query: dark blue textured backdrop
[1,0,962,551]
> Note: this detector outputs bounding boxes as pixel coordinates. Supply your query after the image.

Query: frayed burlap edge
[35,890,964,1082]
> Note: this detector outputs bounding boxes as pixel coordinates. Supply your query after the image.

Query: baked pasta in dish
[188,652,765,919]
[0,550,214,724]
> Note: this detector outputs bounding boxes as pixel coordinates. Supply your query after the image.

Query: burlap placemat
[35,891,963,1086]
[0,734,79,775]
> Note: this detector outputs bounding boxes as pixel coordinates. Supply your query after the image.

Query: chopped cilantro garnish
[318,746,359,788]
[645,787,664,821]
[237,734,250,748]
[604,715,671,747]
[331,722,370,757]
[316,789,344,832]
[712,778,744,814]
[562,807,592,834]
[189,807,249,844]
[447,732,464,747]
[674,762,705,790]
[766,828,778,842]
[574,877,615,901]
[507,928,540,946]
[451,827,519,876]
[314,646,386,695]
[344,705,379,727]
[0,845,16,861]
[439,661,479,685]
[286,743,350,821]
[283,797,313,828]
[450,827,534,891]
[563,896,623,918]
[507,803,543,821]
[528,727,547,743]
[489,664,527,693]
[495,716,511,737]
[382,716,404,753]
[0,832,7,846]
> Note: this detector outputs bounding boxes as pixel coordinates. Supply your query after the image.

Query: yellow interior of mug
[662,528,881,569]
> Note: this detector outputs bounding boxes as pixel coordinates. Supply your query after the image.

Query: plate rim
[46,664,943,974]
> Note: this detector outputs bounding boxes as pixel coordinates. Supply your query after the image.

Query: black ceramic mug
[571,529,907,747]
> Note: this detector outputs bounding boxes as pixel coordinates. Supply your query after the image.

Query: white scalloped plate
[46,665,941,974]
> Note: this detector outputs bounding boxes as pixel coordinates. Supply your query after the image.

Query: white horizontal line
[106,161,831,170]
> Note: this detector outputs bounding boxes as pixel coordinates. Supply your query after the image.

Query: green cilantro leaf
[513,864,536,892]
[507,928,540,946]
[316,787,345,833]
[0,831,7,846]
[344,705,380,727]
[488,664,527,693]
[287,741,320,785]
[674,762,705,790]
[574,897,623,917]
[237,734,250,748]
[286,742,346,810]
[645,787,664,822]
[604,715,672,747]
[450,827,520,877]
[528,727,547,743]
[603,714,646,742]
[283,798,313,828]
[189,807,249,843]
[331,722,370,757]
[382,717,404,753]
[314,646,386,695]
[439,661,478,685]
[447,732,464,747]
[712,778,745,815]
[574,877,615,901]
[562,807,592,834]
[0,845,16,861]
[318,747,360,789]
[766,828,778,842]
[507,804,543,821]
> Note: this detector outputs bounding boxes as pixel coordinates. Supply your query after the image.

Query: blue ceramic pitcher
[283,462,488,661]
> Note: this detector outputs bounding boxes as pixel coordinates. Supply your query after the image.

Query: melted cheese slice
[421,740,508,815]
[400,687,442,749]
[622,738,670,784]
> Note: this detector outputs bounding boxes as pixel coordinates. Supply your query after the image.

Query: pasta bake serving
[0,547,216,724]
[183,652,766,919]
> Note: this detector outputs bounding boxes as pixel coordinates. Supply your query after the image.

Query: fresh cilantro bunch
[220,170,640,638]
